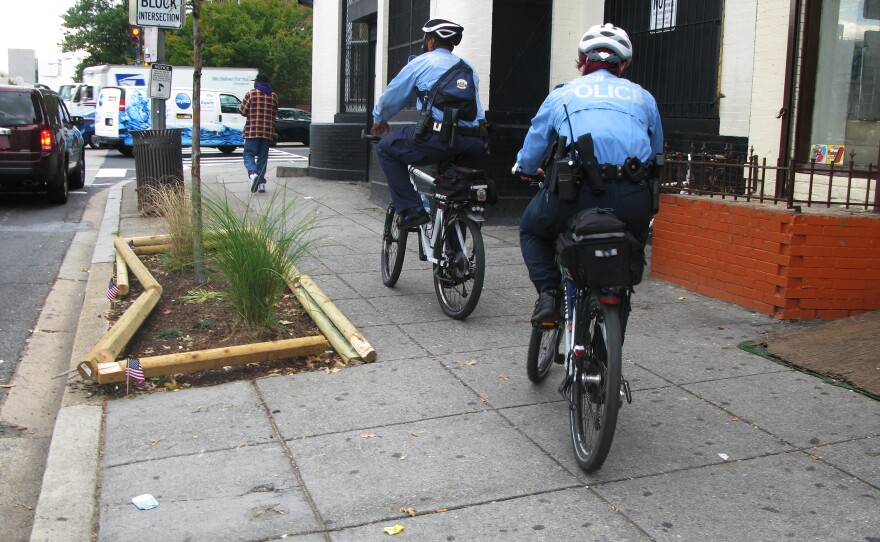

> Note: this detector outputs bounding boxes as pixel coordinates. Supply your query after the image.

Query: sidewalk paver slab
[259,359,483,439]
[330,487,649,542]
[103,381,273,466]
[685,371,880,447]
[288,410,577,529]
[502,385,794,482]
[595,452,880,542]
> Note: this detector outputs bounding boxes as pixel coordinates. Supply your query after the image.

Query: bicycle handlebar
[516,170,545,188]
[361,129,382,144]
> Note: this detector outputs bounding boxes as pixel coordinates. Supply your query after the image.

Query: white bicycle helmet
[422,18,464,46]
[578,23,633,64]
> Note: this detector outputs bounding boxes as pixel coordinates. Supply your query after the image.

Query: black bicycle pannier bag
[437,165,498,204]
[556,207,645,288]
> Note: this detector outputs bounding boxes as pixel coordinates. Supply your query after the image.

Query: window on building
[799,0,880,168]
[341,1,370,114]
[386,0,429,109]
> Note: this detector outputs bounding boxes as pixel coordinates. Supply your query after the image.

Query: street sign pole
[152,31,166,130]
[129,0,184,130]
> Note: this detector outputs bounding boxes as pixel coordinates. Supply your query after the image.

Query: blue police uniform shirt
[516,69,663,174]
[371,48,485,128]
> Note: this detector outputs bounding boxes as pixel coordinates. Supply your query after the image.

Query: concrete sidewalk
[31,166,880,541]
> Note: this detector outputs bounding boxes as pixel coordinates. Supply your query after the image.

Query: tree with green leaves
[60,0,312,107]
[60,0,132,78]
[165,0,312,106]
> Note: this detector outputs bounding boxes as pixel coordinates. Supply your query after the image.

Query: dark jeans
[243,137,271,182]
[519,179,652,293]
[376,125,484,214]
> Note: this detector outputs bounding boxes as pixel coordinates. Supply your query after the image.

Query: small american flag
[126,358,145,382]
[106,278,119,301]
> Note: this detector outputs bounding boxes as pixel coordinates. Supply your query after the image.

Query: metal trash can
[132,129,184,213]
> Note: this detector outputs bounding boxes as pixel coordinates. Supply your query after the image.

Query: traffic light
[129,26,142,59]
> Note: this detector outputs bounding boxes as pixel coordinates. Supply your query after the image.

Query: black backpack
[419,60,478,122]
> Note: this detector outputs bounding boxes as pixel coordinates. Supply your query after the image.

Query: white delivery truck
[61,65,257,140]
[94,86,247,155]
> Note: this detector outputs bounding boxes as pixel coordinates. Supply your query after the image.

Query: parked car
[0,84,86,204]
[74,108,96,149]
[273,107,310,146]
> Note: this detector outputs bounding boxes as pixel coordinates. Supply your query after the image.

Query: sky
[0,0,78,74]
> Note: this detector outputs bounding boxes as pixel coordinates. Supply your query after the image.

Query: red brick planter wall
[651,194,880,320]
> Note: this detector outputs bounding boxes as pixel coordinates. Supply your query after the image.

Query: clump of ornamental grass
[201,187,320,331]
[142,182,194,271]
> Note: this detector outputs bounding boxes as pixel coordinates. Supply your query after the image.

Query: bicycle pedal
[531,321,558,329]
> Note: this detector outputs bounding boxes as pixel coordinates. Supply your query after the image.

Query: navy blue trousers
[376,125,484,213]
[519,179,652,292]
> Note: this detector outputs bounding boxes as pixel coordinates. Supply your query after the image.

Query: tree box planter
[651,194,880,320]
[77,235,375,384]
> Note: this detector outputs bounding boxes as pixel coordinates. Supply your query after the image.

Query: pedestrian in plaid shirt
[240,73,279,193]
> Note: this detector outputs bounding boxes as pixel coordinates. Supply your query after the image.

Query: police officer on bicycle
[513,23,664,324]
[370,18,488,231]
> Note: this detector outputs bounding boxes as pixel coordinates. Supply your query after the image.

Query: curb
[28,181,131,542]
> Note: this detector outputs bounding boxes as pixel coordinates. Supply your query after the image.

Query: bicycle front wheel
[433,215,485,320]
[526,324,562,383]
[381,204,407,287]
[570,301,622,473]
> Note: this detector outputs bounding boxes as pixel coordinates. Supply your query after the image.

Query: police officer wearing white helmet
[514,23,664,324]
[371,18,487,231]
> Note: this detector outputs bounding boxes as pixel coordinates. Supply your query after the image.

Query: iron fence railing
[660,143,880,213]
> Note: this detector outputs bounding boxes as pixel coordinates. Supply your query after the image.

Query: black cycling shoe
[531,289,561,324]
[397,207,431,231]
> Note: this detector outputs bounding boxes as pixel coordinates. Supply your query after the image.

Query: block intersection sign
[129,0,186,30]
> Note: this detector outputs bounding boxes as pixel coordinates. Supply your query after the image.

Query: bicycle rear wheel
[526,324,562,383]
[433,215,484,320]
[570,301,622,473]
[381,204,407,287]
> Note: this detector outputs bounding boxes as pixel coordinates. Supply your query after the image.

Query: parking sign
[150,64,172,100]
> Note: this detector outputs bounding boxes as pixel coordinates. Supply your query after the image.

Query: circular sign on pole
[150,64,173,100]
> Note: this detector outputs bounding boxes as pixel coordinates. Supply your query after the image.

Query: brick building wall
[651,194,880,320]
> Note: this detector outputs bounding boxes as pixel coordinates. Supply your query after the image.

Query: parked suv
[0,84,86,204]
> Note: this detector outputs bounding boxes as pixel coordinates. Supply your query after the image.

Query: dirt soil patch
[747,311,880,400]
[100,255,343,398]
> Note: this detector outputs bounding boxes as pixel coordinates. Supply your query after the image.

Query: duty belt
[598,163,644,181]
[431,121,482,138]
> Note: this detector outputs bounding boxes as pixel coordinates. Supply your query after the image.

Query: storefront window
[808,0,880,167]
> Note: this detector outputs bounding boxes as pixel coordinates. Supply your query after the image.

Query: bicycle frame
[408,165,484,267]
[559,283,631,404]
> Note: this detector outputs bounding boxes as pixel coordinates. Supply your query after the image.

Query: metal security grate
[341,1,370,114]
[604,0,723,126]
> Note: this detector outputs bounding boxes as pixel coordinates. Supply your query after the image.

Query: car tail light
[40,129,53,152]
[119,94,126,112]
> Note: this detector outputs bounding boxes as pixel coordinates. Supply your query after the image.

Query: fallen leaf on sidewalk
[499,373,509,381]
[400,507,416,517]
[361,433,377,439]
[460,360,477,366]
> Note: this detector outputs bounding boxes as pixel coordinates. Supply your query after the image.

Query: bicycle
[522,175,636,473]
[363,131,491,320]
